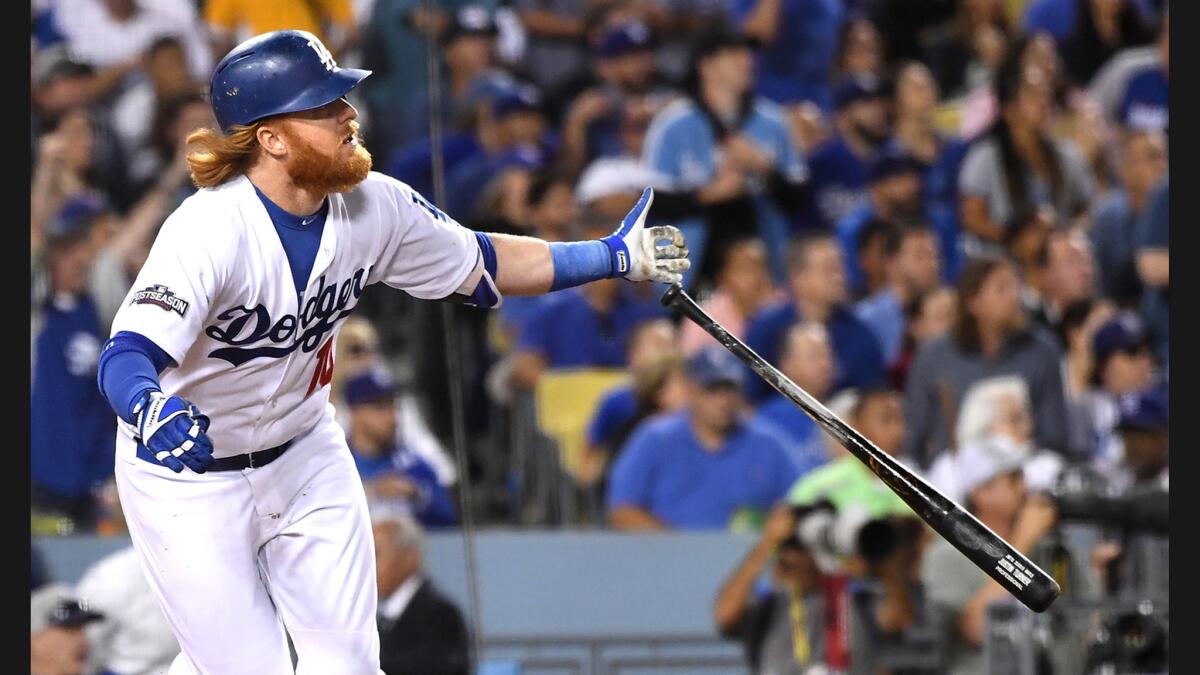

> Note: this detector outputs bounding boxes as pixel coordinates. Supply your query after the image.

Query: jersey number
[306,338,335,398]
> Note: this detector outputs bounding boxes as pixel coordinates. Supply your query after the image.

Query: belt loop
[247,452,256,470]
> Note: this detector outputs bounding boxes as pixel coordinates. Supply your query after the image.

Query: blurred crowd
[30,0,1168,672]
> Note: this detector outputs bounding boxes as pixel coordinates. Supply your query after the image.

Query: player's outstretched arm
[486,187,690,296]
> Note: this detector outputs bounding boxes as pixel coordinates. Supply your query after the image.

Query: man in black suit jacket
[373,508,471,675]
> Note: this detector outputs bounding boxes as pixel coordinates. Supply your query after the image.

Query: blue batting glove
[133,391,215,474]
[600,187,690,284]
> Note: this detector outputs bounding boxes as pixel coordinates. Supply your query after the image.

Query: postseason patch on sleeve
[130,284,190,317]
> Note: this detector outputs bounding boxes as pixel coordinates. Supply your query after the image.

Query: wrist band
[548,240,614,291]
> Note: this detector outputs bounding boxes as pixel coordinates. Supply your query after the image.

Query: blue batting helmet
[209,30,371,133]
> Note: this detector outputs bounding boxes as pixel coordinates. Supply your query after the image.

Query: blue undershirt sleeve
[97,331,176,425]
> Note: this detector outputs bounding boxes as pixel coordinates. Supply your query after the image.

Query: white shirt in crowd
[76,547,181,675]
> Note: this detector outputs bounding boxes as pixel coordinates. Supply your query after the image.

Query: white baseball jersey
[109,171,491,459]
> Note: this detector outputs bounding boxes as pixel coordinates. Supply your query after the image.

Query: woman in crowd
[959,55,1094,258]
[903,255,1071,468]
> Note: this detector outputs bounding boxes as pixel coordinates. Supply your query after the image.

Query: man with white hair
[372,506,470,674]
[925,375,1063,503]
[920,436,1058,675]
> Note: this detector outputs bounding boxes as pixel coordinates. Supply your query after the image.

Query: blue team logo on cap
[130,284,190,318]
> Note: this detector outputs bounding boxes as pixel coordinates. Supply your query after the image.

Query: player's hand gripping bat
[661,284,1060,613]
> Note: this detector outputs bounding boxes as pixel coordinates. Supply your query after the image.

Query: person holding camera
[713,504,828,674]
[920,435,1058,675]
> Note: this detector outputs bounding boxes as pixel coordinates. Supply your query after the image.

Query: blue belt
[136,439,294,472]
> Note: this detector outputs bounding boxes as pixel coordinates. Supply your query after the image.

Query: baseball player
[95,30,688,675]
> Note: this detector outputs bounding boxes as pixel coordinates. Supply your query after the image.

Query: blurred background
[30,0,1168,673]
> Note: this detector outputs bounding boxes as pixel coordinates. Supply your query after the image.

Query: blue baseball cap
[867,149,923,184]
[492,84,542,119]
[834,75,884,110]
[1117,386,1168,431]
[687,347,745,389]
[596,21,654,59]
[48,192,110,243]
[1093,313,1150,365]
[344,367,398,406]
[440,4,498,45]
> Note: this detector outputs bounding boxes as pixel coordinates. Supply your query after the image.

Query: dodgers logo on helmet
[209,30,373,133]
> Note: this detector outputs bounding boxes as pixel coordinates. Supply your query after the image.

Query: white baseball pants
[114,415,382,675]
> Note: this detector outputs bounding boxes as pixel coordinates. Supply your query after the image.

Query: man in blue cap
[344,367,456,528]
[835,148,928,297]
[557,20,674,174]
[1115,386,1168,490]
[31,194,116,533]
[607,347,799,530]
[794,75,892,231]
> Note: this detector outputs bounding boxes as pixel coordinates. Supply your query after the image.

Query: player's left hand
[601,187,690,285]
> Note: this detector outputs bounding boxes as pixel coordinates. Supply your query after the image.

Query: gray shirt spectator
[958,136,1093,255]
[920,537,992,675]
[904,330,1070,467]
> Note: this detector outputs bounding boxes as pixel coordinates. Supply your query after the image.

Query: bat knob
[660,283,684,308]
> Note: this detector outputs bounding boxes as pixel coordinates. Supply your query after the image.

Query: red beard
[286,131,373,194]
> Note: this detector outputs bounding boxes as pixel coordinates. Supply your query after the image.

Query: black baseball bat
[661,284,1061,613]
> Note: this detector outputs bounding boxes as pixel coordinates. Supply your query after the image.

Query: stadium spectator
[607,347,798,530]
[555,20,675,176]
[1079,313,1157,472]
[31,47,104,141]
[890,60,970,282]
[402,6,515,150]
[713,504,830,672]
[744,232,885,400]
[926,376,1065,503]
[443,84,554,225]
[372,508,471,675]
[512,0,590,94]
[1113,385,1168,491]
[921,0,1011,101]
[1089,129,1167,309]
[830,15,885,84]
[680,237,779,356]
[31,197,118,534]
[903,255,1071,468]
[752,322,833,474]
[1135,175,1168,366]
[890,285,956,389]
[836,150,927,297]
[920,435,1058,675]
[1117,10,1167,132]
[31,107,104,242]
[111,36,199,189]
[583,320,684,474]
[1058,0,1155,88]
[796,74,890,231]
[854,223,942,367]
[346,367,457,528]
[959,58,1094,258]
[204,0,358,64]
[509,219,668,389]
[1060,296,1116,454]
[1028,226,1097,338]
[75,546,180,674]
[730,0,847,110]
[31,585,104,675]
[53,0,211,83]
[787,387,910,516]
[641,20,808,284]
